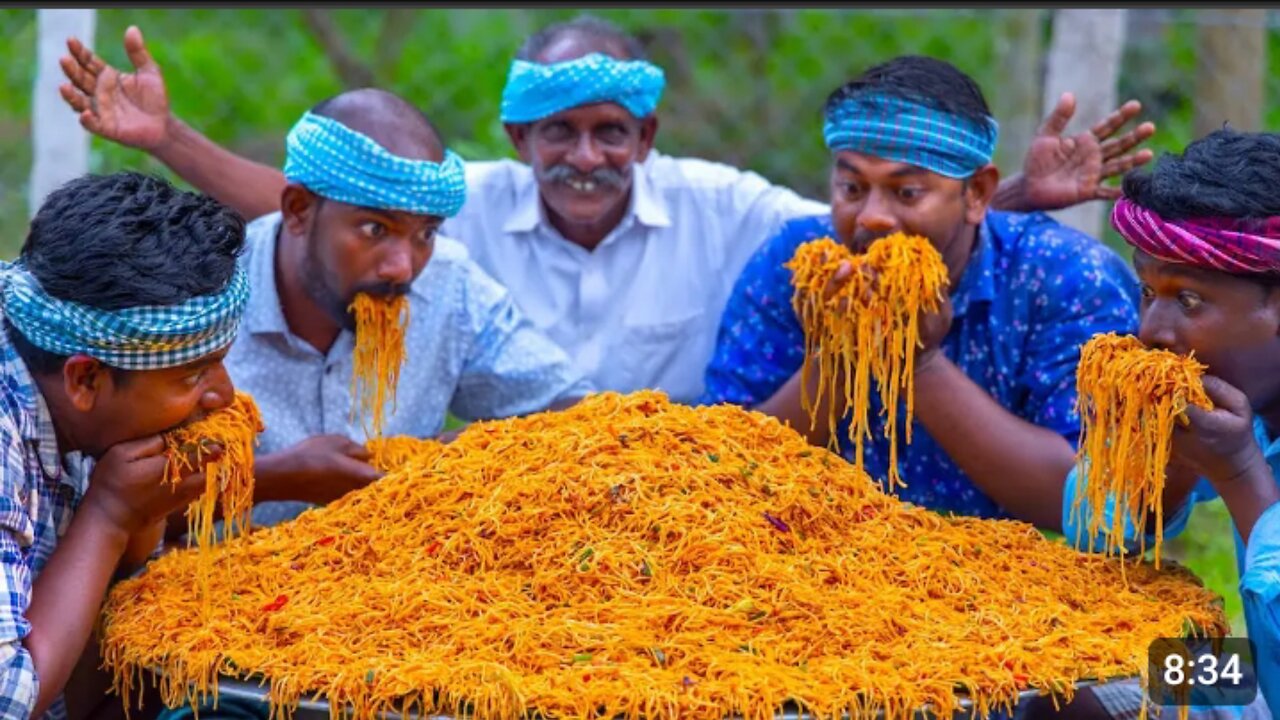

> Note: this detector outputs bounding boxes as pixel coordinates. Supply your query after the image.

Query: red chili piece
[316,536,336,546]
[261,594,289,612]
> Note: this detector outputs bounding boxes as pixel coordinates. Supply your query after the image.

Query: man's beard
[301,248,357,331]
[301,235,412,332]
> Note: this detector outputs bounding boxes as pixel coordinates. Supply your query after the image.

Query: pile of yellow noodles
[1072,332,1213,568]
[349,293,410,441]
[785,234,949,489]
[163,391,265,551]
[106,391,1223,720]
[365,435,440,473]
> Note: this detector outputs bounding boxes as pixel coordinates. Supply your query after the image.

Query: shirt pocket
[613,309,706,398]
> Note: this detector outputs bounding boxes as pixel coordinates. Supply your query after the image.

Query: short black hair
[823,55,993,129]
[516,15,648,62]
[1123,128,1280,288]
[9,171,246,376]
[1122,128,1280,221]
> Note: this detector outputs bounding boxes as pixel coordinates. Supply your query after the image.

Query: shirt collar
[244,214,291,336]
[502,156,673,236]
[949,218,997,318]
[6,337,69,482]
[31,384,63,482]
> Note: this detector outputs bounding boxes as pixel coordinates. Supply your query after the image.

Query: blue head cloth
[500,52,666,123]
[283,111,467,217]
[1,261,250,370]
[822,93,1000,179]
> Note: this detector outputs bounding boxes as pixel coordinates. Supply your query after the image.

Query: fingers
[113,435,168,461]
[78,111,105,136]
[169,468,212,506]
[1180,405,1212,430]
[342,439,373,462]
[1037,92,1076,137]
[338,457,383,487]
[859,264,880,305]
[123,26,158,72]
[182,442,225,472]
[66,34,106,76]
[821,261,855,302]
[357,463,383,485]
[1090,99,1143,141]
[1100,149,1155,180]
[1099,122,1156,160]
[59,54,97,96]
[1200,375,1251,415]
[59,83,90,113]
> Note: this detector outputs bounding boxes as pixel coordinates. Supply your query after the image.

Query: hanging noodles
[785,234,949,489]
[1072,332,1213,568]
[105,390,1223,720]
[349,292,410,442]
[163,390,265,551]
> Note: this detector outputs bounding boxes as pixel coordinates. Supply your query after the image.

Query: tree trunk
[991,9,1046,175]
[300,8,377,89]
[1194,9,1267,136]
[1041,9,1128,239]
[30,9,96,218]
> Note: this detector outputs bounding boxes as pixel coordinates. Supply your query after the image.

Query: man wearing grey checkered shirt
[0,172,251,718]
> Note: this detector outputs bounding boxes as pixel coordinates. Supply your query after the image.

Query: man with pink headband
[1065,128,1279,720]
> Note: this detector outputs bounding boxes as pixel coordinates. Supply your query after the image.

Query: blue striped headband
[283,111,467,218]
[500,53,666,123]
[822,93,999,179]
[1,261,250,370]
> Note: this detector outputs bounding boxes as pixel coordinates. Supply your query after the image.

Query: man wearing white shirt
[59,16,1155,404]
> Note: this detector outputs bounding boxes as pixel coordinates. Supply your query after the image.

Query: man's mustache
[539,163,628,190]
[350,282,411,300]
[850,229,892,253]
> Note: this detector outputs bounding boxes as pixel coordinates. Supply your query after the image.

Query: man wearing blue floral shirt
[701,55,1139,530]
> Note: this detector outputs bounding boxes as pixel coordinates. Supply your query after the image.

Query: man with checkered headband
[0,172,250,717]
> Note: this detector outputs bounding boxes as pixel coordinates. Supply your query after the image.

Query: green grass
[1166,499,1245,634]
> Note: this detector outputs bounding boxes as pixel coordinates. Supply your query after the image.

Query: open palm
[59,26,171,151]
[1021,92,1156,211]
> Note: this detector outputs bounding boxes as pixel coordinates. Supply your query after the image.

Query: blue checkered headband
[283,111,467,217]
[500,53,666,123]
[1,262,250,370]
[822,93,1000,179]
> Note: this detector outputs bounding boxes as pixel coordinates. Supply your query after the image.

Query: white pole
[30,8,97,218]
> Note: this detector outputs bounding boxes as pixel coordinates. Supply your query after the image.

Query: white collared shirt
[442,150,828,403]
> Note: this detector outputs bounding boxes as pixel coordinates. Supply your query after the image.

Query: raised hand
[58,25,172,151]
[1020,92,1156,211]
